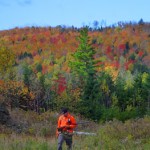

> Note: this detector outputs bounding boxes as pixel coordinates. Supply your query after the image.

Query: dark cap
[61,107,68,114]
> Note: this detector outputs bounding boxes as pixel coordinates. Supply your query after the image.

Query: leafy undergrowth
[1,109,150,150]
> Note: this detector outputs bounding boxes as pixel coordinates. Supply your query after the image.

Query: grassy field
[1,109,150,150]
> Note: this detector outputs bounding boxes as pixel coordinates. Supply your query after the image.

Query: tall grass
[1,131,150,150]
[1,109,150,149]
[0,134,57,150]
[73,116,150,150]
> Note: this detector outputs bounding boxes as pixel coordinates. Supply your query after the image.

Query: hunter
[56,107,77,150]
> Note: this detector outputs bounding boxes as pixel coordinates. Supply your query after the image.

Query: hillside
[0,23,150,122]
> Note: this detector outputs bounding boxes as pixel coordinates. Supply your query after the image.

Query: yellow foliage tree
[0,43,15,76]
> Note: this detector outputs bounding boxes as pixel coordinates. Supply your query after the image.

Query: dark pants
[58,133,73,150]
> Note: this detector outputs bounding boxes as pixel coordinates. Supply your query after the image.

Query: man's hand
[64,125,71,130]
[64,125,70,128]
[57,126,66,132]
[57,125,71,131]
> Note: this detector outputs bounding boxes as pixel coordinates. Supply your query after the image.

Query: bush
[100,106,120,122]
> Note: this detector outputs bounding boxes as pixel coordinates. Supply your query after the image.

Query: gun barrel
[73,131,96,136]
[77,121,91,124]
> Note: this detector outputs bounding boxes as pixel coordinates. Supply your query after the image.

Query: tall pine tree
[69,27,100,120]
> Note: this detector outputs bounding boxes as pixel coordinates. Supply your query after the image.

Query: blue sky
[0,0,150,30]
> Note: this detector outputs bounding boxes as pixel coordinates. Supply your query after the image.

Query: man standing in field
[57,108,77,150]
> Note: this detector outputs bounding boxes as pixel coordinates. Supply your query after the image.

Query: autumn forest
[0,21,150,122]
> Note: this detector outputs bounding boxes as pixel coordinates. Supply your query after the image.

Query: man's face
[63,112,68,117]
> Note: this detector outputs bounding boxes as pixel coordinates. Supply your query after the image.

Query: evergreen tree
[23,63,33,87]
[69,27,97,85]
[69,27,100,120]
[133,72,150,116]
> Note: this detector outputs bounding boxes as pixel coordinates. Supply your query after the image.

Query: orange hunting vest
[57,113,77,136]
